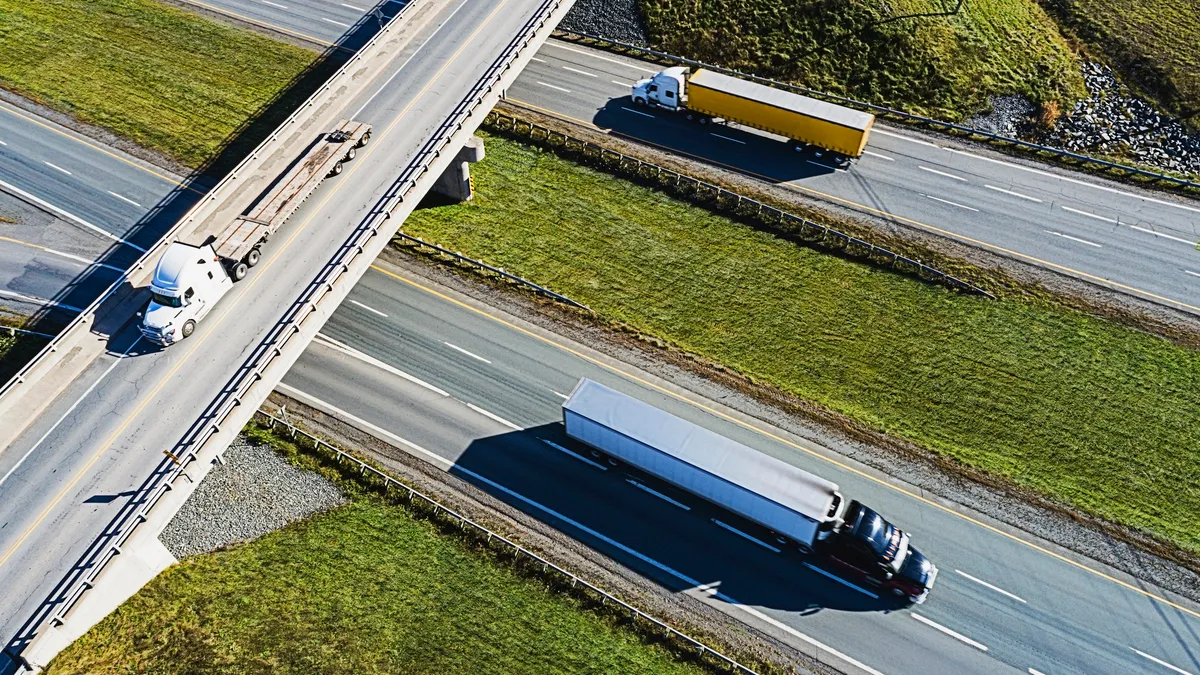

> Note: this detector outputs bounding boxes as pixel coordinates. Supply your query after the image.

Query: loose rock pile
[160,439,346,558]
[965,95,1038,137]
[1040,63,1200,176]
[559,0,648,45]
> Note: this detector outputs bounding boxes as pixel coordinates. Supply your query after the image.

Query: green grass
[403,134,1200,554]
[46,496,709,674]
[0,331,47,385]
[0,0,316,167]
[638,0,1086,120]
[1042,0,1200,126]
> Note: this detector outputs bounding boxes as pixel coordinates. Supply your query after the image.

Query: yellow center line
[506,98,1200,316]
[369,263,1200,621]
[0,0,513,571]
[0,105,199,195]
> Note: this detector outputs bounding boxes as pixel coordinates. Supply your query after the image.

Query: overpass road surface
[0,0,569,666]
[280,260,1200,675]
[2,6,1198,322]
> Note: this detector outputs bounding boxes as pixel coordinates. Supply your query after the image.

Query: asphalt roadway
[282,260,1200,675]
[0,0,561,666]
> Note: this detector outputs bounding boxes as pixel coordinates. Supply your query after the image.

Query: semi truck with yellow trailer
[631,67,874,162]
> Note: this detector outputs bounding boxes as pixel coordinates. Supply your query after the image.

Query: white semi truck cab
[139,242,233,346]
[631,67,688,110]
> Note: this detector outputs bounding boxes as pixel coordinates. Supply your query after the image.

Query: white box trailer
[562,378,845,550]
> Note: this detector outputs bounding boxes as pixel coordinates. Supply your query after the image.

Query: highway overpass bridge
[0,0,575,667]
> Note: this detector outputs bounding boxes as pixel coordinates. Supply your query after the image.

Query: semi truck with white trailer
[139,119,370,346]
[631,67,874,162]
[562,378,937,603]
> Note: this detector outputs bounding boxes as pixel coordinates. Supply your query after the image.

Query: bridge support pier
[432,135,485,202]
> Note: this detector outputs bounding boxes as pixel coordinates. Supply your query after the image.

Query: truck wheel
[247,248,261,267]
[328,161,343,177]
[344,146,357,161]
[633,97,646,106]
[357,131,371,147]
[181,320,196,339]
[891,588,907,598]
[233,262,248,281]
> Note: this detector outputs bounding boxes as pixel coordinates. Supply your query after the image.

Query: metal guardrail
[394,232,590,310]
[31,0,574,644]
[486,110,996,298]
[554,30,1200,195]
[254,409,760,675]
[0,2,413,404]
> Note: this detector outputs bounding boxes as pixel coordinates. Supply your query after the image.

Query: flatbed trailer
[212,118,371,279]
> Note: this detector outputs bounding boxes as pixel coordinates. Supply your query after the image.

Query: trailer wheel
[357,131,371,147]
[796,543,814,555]
[233,262,248,281]
[344,146,357,161]
[328,161,343,177]
[247,247,261,268]
[181,320,196,339]
[698,116,709,125]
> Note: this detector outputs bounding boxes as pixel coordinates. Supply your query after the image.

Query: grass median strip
[402,134,1200,555]
[45,429,712,675]
[0,0,317,167]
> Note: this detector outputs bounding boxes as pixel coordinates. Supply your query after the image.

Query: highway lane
[0,0,558,663]
[282,261,1200,675]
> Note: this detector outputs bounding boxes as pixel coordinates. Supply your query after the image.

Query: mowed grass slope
[638,0,1085,120]
[0,0,315,166]
[0,331,46,386]
[47,498,709,674]
[1044,0,1200,126]
[404,135,1200,553]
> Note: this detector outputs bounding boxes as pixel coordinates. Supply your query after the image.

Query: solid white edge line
[443,341,491,364]
[801,562,879,599]
[276,384,452,469]
[1131,648,1196,675]
[953,569,1027,603]
[466,402,522,431]
[984,185,1043,203]
[711,518,781,553]
[543,41,657,73]
[321,16,350,26]
[925,194,980,212]
[0,289,82,312]
[272,386,888,675]
[911,613,989,652]
[349,299,388,317]
[536,81,571,93]
[1129,225,1198,246]
[620,106,654,118]
[711,133,746,144]
[0,177,144,251]
[0,336,141,488]
[43,161,72,176]
[918,166,968,182]
[1045,231,1102,248]
[627,479,690,510]
[562,65,597,77]
[863,150,894,161]
[539,438,607,470]
[1061,205,1118,223]
[106,191,142,208]
[944,147,1200,216]
[313,332,450,397]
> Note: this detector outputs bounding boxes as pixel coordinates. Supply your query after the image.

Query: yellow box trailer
[631,67,875,158]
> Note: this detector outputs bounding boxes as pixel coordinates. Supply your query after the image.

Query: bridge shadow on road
[450,423,908,617]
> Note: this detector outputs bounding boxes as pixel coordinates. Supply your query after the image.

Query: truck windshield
[150,291,182,308]
[853,508,903,563]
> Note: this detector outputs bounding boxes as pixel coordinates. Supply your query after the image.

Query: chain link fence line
[553,30,1200,196]
[253,409,763,675]
[484,110,996,299]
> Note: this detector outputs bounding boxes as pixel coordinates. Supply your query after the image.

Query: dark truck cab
[823,500,938,603]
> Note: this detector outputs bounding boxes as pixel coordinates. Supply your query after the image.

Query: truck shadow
[591,98,842,185]
[449,422,910,616]
[16,2,397,341]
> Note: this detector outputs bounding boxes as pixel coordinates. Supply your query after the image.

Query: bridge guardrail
[20,0,578,666]
[486,109,995,298]
[554,30,1200,196]
[254,409,761,675]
